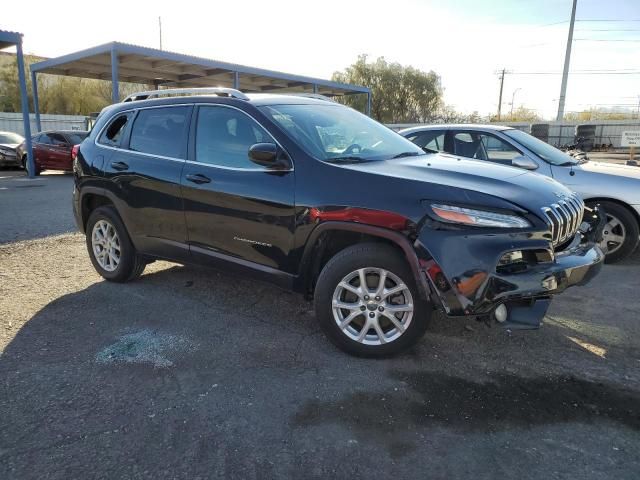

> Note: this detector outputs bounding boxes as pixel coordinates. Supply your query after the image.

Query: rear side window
[410,130,445,153]
[66,132,88,145]
[49,133,68,146]
[38,133,52,145]
[129,107,190,158]
[195,106,273,169]
[99,113,132,147]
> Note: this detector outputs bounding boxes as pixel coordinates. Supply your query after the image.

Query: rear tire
[314,243,431,357]
[24,157,40,176]
[85,206,146,282]
[589,201,639,264]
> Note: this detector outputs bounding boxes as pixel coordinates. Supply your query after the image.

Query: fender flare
[298,221,432,300]
[77,186,120,230]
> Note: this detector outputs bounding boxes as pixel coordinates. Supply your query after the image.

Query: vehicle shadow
[2,262,639,478]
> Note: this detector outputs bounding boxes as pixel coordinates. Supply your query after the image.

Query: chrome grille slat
[558,201,573,241]
[541,194,583,248]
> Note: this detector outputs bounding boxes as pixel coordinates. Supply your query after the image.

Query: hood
[0,143,19,150]
[339,153,574,214]
[577,161,640,180]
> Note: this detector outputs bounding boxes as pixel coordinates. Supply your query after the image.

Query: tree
[490,106,541,123]
[332,55,443,123]
[0,53,144,115]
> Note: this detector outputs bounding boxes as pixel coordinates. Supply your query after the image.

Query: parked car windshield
[503,129,578,166]
[258,104,425,162]
[66,132,89,144]
[0,132,24,144]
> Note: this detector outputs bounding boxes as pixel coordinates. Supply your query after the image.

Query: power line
[575,19,640,22]
[575,28,640,32]
[510,71,640,75]
[574,38,640,42]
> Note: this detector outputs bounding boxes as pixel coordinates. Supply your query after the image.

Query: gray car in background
[0,131,24,168]
[400,124,640,263]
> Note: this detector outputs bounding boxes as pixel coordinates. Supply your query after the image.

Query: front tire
[589,201,640,264]
[314,243,431,357]
[85,206,146,282]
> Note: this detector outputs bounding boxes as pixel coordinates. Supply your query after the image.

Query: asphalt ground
[1,168,639,479]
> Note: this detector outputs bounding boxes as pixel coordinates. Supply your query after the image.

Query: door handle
[185,173,211,184]
[111,161,129,171]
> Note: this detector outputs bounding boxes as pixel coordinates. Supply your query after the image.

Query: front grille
[541,194,584,247]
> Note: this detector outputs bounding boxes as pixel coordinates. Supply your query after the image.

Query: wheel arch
[79,187,118,232]
[583,197,640,225]
[297,222,431,300]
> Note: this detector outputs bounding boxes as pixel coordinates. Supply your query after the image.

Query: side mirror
[512,155,539,170]
[248,143,290,169]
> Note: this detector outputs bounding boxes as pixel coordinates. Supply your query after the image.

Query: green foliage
[332,55,443,123]
[0,54,143,115]
[564,108,638,121]
[490,106,541,123]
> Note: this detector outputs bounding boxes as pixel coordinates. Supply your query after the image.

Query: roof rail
[289,93,336,103]
[122,87,250,103]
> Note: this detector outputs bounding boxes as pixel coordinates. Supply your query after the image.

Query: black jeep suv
[73,88,605,356]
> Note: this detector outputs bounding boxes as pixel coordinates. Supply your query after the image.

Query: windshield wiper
[325,156,370,164]
[392,151,425,159]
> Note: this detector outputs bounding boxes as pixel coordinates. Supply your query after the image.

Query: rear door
[181,104,296,274]
[101,105,192,260]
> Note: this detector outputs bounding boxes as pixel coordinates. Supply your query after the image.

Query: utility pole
[158,16,163,50]
[497,68,506,121]
[510,88,521,118]
[556,0,578,121]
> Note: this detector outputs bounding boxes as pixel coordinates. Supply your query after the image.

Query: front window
[259,104,425,162]
[0,132,24,144]
[452,131,522,165]
[504,129,577,165]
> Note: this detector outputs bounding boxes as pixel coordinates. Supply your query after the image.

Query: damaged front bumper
[415,207,606,329]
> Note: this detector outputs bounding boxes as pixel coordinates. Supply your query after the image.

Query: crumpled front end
[415,206,606,329]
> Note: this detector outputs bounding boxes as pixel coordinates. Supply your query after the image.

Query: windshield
[0,132,24,144]
[258,104,425,162]
[504,129,577,166]
[66,132,88,144]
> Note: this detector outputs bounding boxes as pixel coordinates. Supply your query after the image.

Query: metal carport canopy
[29,41,371,129]
[0,30,35,178]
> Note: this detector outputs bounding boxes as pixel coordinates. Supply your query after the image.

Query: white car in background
[400,124,640,263]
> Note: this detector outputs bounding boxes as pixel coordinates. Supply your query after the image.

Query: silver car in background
[400,124,640,263]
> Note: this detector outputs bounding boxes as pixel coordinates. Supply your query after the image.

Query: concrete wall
[0,113,86,136]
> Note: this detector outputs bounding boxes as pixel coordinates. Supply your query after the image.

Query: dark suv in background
[72,88,605,356]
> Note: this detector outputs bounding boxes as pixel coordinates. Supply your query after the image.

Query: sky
[2,0,640,119]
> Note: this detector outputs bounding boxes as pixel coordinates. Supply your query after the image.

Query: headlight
[431,204,531,228]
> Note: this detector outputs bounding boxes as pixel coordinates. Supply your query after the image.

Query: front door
[181,104,296,275]
[47,132,73,170]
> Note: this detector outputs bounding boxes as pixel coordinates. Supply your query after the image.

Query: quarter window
[195,106,273,169]
[129,107,189,158]
[99,113,132,147]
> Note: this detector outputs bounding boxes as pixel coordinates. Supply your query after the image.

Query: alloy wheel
[332,267,414,346]
[600,213,626,255]
[91,220,121,272]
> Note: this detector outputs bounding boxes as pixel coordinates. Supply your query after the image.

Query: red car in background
[17,130,88,175]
